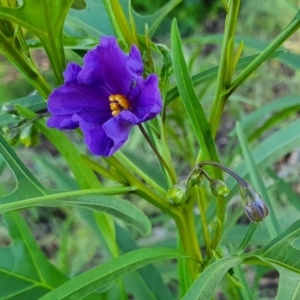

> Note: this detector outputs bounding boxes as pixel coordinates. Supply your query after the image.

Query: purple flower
[47,36,162,157]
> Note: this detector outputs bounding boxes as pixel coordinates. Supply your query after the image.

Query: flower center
[109,94,130,117]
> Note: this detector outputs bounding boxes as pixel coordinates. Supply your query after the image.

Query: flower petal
[75,117,114,156]
[125,74,162,123]
[63,63,82,83]
[47,115,79,129]
[126,45,143,78]
[103,116,133,155]
[90,36,133,95]
[48,83,111,116]
[72,111,112,124]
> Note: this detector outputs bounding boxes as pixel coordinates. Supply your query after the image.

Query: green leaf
[247,219,300,273]
[0,212,68,299]
[65,0,181,39]
[39,248,189,300]
[275,266,300,300]
[229,95,300,138]
[14,106,120,258]
[0,188,152,236]
[267,168,300,212]
[65,0,113,38]
[182,257,242,299]
[171,20,220,169]
[227,119,300,194]
[166,49,285,105]
[0,94,45,127]
[134,0,182,37]
[0,0,74,83]
[241,219,300,299]
[0,131,51,199]
[116,225,175,300]
[186,34,300,70]
[236,122,281,238]
[16,105,102,190]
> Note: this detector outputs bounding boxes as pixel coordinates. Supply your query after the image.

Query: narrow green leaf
[0,212,68,299]
[40,248,189,300]
[0,188,152,236]
[116,225,175,300]
[0,0,74,83]
[236,122,281,238]
[65,0,113,38]
[247,219,300,273]
[275,266,300,300]
[0,131,50,198]
[103,0,138,45]
[16,106,102,190]
[229,95,300,138]
[182,257,242,299]
[186,33,300,70]
[171,20,220,169]
[267,168,300,212]
[228,119,300,193]
[166,49,285,105]
[16,106,120,259]
[134,0,182,37]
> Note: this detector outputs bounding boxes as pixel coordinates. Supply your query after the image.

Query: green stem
[235,223,258,254]
[197,161,248,188]
[209,0,241,137]
[115,152,167,196]
[107,156,202,282]
[196,187,212,258]
[228,17,300,96]
[175,203,203,282]
[105,155,179,219]
[0,31,51,99]
[138,124,177,185]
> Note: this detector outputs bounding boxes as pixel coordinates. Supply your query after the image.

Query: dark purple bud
[240,185,269,223]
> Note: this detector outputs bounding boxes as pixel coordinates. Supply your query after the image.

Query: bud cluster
[167,161,269,223]
[1,103,39,147]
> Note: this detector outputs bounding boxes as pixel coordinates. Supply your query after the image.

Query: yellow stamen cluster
[109,94,130,116]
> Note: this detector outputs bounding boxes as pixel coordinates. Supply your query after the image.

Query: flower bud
[210,179,230,198]
[4,128,20,145]
[240,185,269,223]
[189,172,202,187]
[167,180,190,205]
[2,103,16,114]
[20,123,39,147]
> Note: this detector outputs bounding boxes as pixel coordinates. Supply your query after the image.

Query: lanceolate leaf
[247,219,300,273]
[0,0,74,83]
[171,20,221,173]
[236,122,281,238]
[242,219,300,299]
[134,0,182,37]
[39,248,189,300]
[116,225,175,300]
[0,132,51,199]
[166,49,285,105]
[275,266,300,300]
[0,212,68,299]
[182,257,242,300]
[227,119,300,193]
[0,188,152,236]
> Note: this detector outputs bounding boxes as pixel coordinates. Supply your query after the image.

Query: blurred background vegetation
[1,0,300,298]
